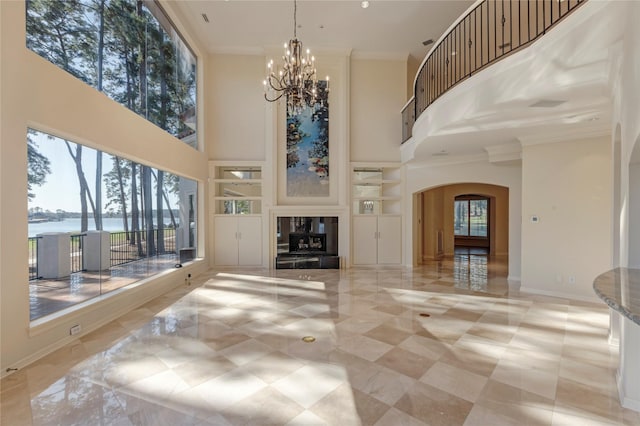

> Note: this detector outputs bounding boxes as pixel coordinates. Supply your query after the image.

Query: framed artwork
[286,80,329,197]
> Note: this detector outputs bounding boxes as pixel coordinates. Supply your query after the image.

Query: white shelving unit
[210,162,263,266]
[211,163,262,215]
[351,163,402,265]
[351,164,402,215]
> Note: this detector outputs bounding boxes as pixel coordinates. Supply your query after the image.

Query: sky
[27,130,180,213]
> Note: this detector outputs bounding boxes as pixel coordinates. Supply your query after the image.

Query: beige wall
[421,186,444,260]
[406,55,421,100]
[521,136,612,300]
[0,1,209,374]
[350,58,406,162]
[405,160,522,279]
[421,183,509,259]
[208,54,267,161]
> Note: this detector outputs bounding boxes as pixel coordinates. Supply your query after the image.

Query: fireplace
[276,216,339,269]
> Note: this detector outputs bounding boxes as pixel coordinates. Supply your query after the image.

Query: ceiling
[168,1,624,164]
[169,0,475,59]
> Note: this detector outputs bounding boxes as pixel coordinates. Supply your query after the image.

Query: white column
[37,232,70,279]
[609,308,620,346]
[617,314,640,411]
[83,231,110,271]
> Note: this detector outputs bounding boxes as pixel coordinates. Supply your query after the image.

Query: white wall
[615,1,640,268]
[0,1,209,374]
[628,161,640,267]
[521,137,611,301]
[208,54,267,161]
[350,58,406,162]
[405,160,522,280]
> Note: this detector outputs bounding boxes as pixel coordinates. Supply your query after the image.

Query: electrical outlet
[70,324,81,336]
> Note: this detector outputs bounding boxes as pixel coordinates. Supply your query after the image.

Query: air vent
[423,39,434,46]
[432,150,449,157]
[201,13,209,23]
[529,99,567,108]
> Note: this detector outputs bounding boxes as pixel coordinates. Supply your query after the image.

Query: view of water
[28,217,177,237]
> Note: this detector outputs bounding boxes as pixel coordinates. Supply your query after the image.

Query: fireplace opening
[276,216,339,269]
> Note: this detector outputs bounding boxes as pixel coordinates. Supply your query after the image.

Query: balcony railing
[402,0,587,144]
[28,229,177,281]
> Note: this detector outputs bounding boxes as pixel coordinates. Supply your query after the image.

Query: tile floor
[3,254,639,425]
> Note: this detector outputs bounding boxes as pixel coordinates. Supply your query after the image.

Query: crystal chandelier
[263,0,328,115]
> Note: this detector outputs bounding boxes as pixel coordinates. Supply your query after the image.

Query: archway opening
[415,183,508,263]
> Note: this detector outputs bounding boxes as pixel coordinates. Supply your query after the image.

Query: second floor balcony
[401,0,619,164]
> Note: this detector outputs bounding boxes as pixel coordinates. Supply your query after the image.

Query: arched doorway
[416,183,509,262]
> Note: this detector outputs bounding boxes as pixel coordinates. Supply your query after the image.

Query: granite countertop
[593,268,640,325]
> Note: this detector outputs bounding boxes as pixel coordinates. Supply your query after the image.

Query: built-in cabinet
[213,216,262,266]
[353,215,402,265]
[211,162,263,266]
[351,163,402,265]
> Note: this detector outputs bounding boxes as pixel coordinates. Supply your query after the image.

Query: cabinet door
[377,215,401,264]
[237,216,262,266]
[214,216,239,265]
[353,216,378,265]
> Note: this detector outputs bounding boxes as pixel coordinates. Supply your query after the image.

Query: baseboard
[617,370,640,411]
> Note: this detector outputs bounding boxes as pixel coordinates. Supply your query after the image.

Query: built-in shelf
[351,163,401,215]
[210,162,263,215]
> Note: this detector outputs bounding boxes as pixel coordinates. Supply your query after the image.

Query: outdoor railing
[28,228,177,281]
[110,229,177,267]
[70,233,85,274]
[402,0,587,143]
[28,236,40,280]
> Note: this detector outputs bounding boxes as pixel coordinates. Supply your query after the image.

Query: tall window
[454,196,488,237]
[26,0,198,147]
[27,129,198,320]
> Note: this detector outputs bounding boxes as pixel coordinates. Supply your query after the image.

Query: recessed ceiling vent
[423,39,434,46]
[201,13,210,23]
[529,99,566,108]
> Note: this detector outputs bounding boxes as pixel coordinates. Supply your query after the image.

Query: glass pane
[27,129,197,320]
[454,200,469,236]
[353,184,382,198]
[217,182,262,198]
[26,0,198,147]
[218,200,261,215]
[470,199,488,237]
[353,168,382,181]
[217,168,261,180]
[353,200,380,215]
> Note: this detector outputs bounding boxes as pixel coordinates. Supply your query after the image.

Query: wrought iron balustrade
[402,0,586,144]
